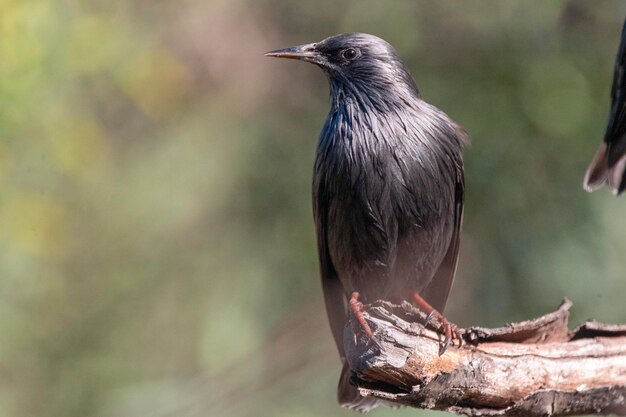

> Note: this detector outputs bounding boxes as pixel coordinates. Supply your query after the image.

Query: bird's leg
[349,292,373,337]
[412,292,462,355]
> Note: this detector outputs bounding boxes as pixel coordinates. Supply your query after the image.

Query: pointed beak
[264,43,320,63]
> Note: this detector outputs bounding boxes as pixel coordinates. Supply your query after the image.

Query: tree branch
[343,299,626,416]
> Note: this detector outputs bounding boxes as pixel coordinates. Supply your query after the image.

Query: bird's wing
[420,152,464,313]
[314,178,382,412]
[313,180,347,357]
[583,20,626,194]
[606,19,626,147]
[606,19,626,193]
[585,19,626,193]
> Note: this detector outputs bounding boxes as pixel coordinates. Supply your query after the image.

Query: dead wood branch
[343,299,626,416]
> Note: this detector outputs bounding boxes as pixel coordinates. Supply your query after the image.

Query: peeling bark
[343,300,626,416]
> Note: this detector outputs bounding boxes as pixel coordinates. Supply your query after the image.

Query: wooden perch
[343,299,626,416]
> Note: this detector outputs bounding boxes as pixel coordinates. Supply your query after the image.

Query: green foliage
[1,1,625,416]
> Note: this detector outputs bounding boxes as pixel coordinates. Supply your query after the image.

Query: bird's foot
[425,310,463,355]
[349,292,373,337]
[412,292,463,355]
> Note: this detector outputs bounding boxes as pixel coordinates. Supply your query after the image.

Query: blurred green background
[1,1,626,416]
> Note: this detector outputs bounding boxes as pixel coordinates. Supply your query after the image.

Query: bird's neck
[328,76,419,116]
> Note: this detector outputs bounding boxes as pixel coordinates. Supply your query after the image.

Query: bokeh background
[1,1,626,416]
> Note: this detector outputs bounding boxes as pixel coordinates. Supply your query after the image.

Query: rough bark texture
[343,299,626,416]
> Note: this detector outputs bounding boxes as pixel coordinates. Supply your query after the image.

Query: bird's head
[265,33,420,99]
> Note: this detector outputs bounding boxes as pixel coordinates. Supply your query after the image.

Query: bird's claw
[431,313,463,356]
[424,311,436,329]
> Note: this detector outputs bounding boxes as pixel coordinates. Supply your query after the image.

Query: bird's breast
[314,112,455,298]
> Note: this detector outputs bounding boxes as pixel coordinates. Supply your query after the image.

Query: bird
[266,33,468,412]
[584,19,626,195]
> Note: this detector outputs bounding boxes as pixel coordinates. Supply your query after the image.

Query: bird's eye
[342,48,359,61]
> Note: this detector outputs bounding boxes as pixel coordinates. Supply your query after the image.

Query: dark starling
[584,19,626,194]
[266,33,468,412]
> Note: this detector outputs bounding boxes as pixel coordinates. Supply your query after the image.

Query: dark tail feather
[608,152,626,195]
[338,361,380,413]
[584,142,609,192]
[584,142,626,195]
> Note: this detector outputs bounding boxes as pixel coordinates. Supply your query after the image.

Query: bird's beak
[264,43,320,63]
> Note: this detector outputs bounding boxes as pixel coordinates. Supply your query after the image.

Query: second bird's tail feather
[584,142,626,195]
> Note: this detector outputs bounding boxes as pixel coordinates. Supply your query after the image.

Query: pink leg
[349,292,373,337]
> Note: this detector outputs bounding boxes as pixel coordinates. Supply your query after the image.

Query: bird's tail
[584,142,626,195]
[337,361,380,413]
